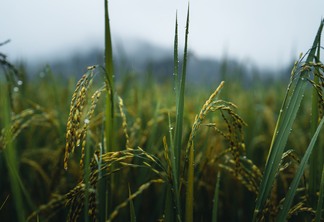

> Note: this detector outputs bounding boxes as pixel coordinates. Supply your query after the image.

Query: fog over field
[1,0,324,70]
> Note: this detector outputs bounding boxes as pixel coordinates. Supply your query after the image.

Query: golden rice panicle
[27,182,86,221]
[117,95,131,149]
[162,136,172,173]
[303,61,324,118]
[186,81,246,176]
[186,81,225,155]
[79,87,104,169]
[219,154,261,195]
[0,109,34,150]
[64,71,94,170]
[220,107,247,175]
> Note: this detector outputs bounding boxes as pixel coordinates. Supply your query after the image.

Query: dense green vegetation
[1,3,324,222]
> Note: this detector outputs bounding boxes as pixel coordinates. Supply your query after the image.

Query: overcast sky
[1,0,324,69]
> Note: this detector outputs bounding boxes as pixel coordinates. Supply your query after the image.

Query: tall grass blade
[173,13,179,104]
[167,112,181,221]
[186,137,194,222]
[164,184,174,222]
[1,79,25,222]
[128,185,136,222]
[315,164,324,222]
[212,171,221,222]
[179,6,194,222]
[99,1,115,221]
[104,0,115,152]
[276,116,324,221]
[309,19,323,207]
[174,6,190,172]
[97,142,107,221]
[83,134,91,222]
[253,20,323,221]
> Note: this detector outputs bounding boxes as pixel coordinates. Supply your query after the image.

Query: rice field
[1,4,324,222]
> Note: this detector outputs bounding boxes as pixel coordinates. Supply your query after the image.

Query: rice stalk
[167,111,181,220]
[252,19,324,221]
[0,195,9,211]
[167,7,190,221]
[30,146,168,221]
[128,185,136,222]
[83,133,92,222]
[276,116,324,221]
[1,79,25,222]
[107,179,164,222]
[310,21,323,207]
[315,164,324,222]
[171,13,180,208]
[174,6,190,221]
[104,0,115,153]
[101,1,115,220]
[212,171,221,222]
[185,81,224,222]
[174,5,190,169]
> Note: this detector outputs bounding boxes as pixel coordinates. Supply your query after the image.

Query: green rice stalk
[252,20,323,221]
[104,0,115,153]
[315,164,324,222]
[173,13,179,108]
[0,195,9,211]
[97,148,108,222]
[169,7,190,221]
[83,133,91,222]
[167,112,181,221]
[309,20,323,207]
[185,81,226,222]
[146,102,161,150]
[107,179,164,222]
[174,6,190,222]
[276,116,324,221]
[1,80,25,222]
[128,185,136,222]
[163,184,174,222]
[212,171,221,222]
[185,138,194,222]
[174,5,189,172]
[99,1,115,221]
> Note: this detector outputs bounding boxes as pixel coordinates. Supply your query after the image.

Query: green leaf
[277,116,324,221]
[253,19,324,221]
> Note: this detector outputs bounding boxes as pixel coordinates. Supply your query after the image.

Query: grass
[253,20,324,221]
[1,4,324,222]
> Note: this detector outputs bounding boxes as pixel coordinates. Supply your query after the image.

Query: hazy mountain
[21,39,291,85]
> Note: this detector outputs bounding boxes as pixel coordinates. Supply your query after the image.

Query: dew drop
[13,87,19,92]
[84,119,90,124]
[17,80,23,85]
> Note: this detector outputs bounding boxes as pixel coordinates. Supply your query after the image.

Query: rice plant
[1,2,324,222]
